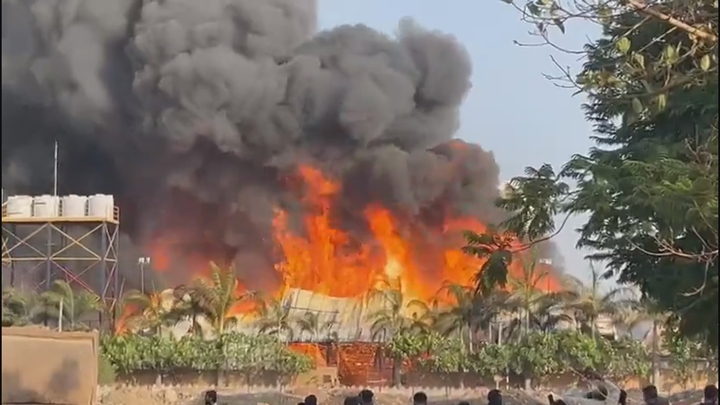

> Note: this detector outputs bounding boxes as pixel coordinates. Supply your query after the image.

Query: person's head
[643,385,658,403]
[298,403,305,405]
[705,385,719,402]
[304,395,318,405]
[413,391,428,405]
[204,390,218,405]
[619,390,628,405]
[488,389,503,405]
[583,368,601,380]
[344,397,360,405]
[359,389,374,405]
[458,402,471,405]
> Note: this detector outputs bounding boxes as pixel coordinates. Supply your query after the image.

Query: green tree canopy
[471,0,718,348]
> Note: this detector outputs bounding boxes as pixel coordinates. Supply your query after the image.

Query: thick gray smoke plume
[2,0,532,289]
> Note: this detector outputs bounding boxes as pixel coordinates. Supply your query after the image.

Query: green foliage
[120,290,183,334]
[41,280,103,331]
[365,287,429,340]
[98,351,117,385]
[253,297,298,340]
[2,288,40,326]
[662,331,718,384]
[100,333,312,376]
[462,231,515,295]
[2,284,102,329]
[190,262,256,334]
[385,331,437,361]
[387,329,650,380]
[478,0,719,348]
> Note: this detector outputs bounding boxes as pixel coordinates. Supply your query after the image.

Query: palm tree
[501,254,571,340]
[253,297,297,340]
[620,296,668,385]
[432,283,501,351]
[530,294,574,333]
[295,311,335,342]
[365,287,428,388]
[2,288,42,326]
[563,264,634,338]
[191,262,255,335]
[120,289,183,335]
[41,280,104,331]
[365,287,428,341]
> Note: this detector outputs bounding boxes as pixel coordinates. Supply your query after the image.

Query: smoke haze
[2,0,561,289]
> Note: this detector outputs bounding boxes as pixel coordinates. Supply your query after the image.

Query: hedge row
[388,330,653,380]
[101,333,314,376]
[100,330,715,382]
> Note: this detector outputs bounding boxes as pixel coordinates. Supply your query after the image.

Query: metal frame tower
[1,203,120,311]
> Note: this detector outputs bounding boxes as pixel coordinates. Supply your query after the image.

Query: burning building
[2,0,562,321]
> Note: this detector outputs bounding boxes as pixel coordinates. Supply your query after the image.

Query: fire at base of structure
[1,194,119,308]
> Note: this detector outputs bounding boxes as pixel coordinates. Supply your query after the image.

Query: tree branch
[625,0,718,43]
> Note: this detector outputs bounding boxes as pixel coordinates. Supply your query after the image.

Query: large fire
[274,165,560,303]
[146,164,561,310]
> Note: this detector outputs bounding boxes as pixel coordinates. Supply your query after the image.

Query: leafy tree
[191,262,255,334]
[476,0,719,347]
[40,280,103,330]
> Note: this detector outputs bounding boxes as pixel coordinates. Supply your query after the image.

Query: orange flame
[139,163,562,323]
[272,164,561,302]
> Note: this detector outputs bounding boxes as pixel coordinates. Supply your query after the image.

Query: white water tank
[33,195,60,218]
[61,195,87,217]
[5,195,33,218]
[87,194,114,219]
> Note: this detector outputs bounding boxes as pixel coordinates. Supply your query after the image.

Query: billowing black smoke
[2,0,529,289]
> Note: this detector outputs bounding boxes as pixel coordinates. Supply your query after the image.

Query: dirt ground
[96,386,705,405]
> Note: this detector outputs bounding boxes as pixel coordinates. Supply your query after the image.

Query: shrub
[97,351,117,385]
[101,332,313,377]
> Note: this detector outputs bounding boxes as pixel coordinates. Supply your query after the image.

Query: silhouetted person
[344,397,361,405]
[643,385,659,405]
[643,385,669,405]
[304,395,318,405]
[359,389,374,405]
[619,390,627,405]
[488,389,503,405]
[459,401,471,405]
[204,390,217,405]
[703,385,719,405]
[297,402,304,405]
[413,392,428,405]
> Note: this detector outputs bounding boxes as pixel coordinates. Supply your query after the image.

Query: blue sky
[318,1,604,282]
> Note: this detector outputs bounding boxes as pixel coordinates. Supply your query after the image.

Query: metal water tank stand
[1,204,121,330]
